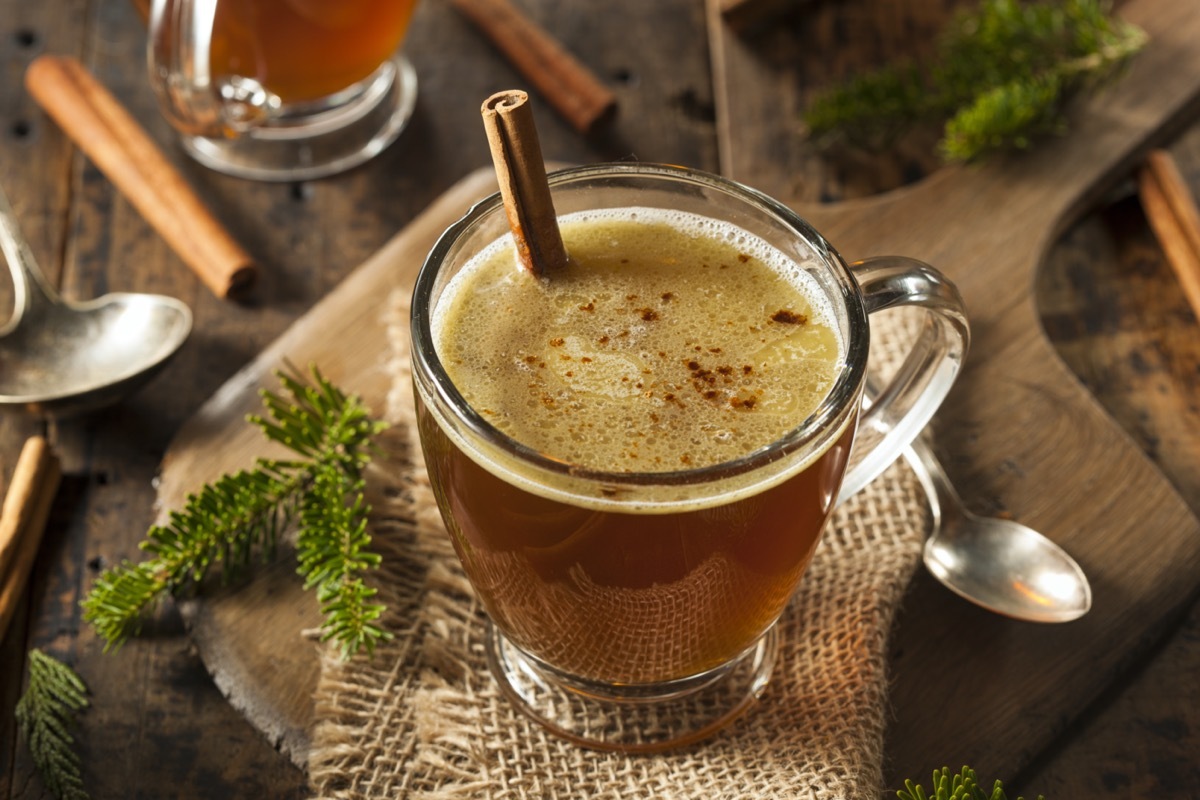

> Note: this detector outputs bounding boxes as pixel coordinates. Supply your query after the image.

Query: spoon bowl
[905,436,1092,622]
[0,184,192,417]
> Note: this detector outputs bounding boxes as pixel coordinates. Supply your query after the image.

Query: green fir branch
[81,365,391,658]
[16,650,90,800]
[804,62,932,152]
[898,766,1044,800]
[805,0,1147,162]
[252,366,391,653]
[295,463,388,656]
[940,74,1064,162]
[83,464,300,649]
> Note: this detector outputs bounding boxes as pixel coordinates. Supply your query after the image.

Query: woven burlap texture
[307,298,931,800]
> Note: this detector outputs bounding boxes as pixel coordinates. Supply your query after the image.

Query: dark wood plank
[707,0,976,202]
[1,0,314,795]
[1,1,91,798]
[1014,130,1200,797]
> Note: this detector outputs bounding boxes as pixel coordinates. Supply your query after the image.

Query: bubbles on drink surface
[433,207,843,472]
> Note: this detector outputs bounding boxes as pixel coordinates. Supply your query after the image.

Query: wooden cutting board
[158,0,1200,783]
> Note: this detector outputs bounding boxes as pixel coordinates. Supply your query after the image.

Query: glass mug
[148,0,420,181]
[410,164,969,752]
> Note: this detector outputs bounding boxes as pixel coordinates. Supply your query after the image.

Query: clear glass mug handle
[836,256,971,505]
[148,0,281,137]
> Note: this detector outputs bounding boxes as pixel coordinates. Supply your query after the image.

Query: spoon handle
[0,182,63,326]
[901,435,967,527]
[24,55,256,299]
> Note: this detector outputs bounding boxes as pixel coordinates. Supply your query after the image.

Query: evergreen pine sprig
[295,462,388,657]
[82,464,300,649]
[805,0,1148,162]
[252,368,392,655]
[81,365,392,658]
[898,766,1045,800]
[16,649,91,800]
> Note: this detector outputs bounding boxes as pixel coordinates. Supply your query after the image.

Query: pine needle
[805,0,1147,162]
[80,365,392,658]
[897,766,1045,800]
[16,649,91,800]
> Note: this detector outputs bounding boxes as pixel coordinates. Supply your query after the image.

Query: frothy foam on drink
[432,207,843,474]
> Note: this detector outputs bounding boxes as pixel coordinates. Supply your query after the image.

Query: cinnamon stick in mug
[481,90,569,278]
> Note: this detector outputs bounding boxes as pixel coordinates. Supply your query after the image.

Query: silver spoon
[0,183,192,417]
[904,436,1092,622]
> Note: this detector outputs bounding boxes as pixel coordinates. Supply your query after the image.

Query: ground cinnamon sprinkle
[771,310,807,325]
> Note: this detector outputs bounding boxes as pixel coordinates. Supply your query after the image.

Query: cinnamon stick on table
[452,0,616,135]
[1136,148,1200,323]
[24,55,256,299]
[481,90,569,278]
[0,437,62,644]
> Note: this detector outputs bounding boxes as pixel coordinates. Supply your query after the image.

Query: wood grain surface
[1,0,1198,797]
[165,0,1200,785]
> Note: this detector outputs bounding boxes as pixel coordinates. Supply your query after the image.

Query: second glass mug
[148,0,420,181]
[410,164,970,752]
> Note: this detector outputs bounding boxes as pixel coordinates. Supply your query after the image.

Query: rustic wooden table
[1,0,1198,797]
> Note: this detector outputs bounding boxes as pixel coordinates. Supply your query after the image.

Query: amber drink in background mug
[148,0,420,181]
[410,164,970,752]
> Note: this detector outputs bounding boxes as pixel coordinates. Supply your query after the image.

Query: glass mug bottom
[488,624,778,753]
[180,53,417,181]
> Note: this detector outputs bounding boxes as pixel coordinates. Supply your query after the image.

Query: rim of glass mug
[410,162,970,509]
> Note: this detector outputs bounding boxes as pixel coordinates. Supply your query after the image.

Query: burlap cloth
[307,297,932,800]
